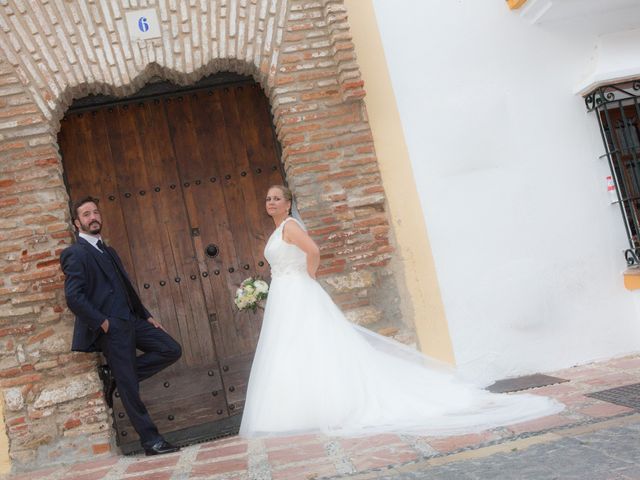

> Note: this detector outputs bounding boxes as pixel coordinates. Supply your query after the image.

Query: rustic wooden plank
[59,77,282,448]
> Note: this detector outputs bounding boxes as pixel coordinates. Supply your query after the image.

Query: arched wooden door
[58,76,284,453]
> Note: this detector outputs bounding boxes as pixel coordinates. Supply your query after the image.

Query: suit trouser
[96,314,182,448]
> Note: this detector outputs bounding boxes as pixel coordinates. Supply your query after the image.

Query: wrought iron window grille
[586,81,640,266]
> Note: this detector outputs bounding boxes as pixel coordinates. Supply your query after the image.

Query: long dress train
[239,217,563,437]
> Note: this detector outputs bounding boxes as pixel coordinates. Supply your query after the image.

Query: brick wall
[0,0,413,471]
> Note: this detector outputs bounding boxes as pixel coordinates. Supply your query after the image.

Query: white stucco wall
[371,0,640,383]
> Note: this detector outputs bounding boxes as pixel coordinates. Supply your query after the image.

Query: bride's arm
[283,221,320,279]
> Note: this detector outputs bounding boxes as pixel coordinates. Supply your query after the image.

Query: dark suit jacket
[60,236,152,352]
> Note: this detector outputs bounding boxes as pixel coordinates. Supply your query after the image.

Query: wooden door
[58,78,284,452]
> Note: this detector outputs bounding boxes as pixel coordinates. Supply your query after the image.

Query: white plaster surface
[372,0,640,383]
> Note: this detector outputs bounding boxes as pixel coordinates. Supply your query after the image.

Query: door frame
[61,73,286,454]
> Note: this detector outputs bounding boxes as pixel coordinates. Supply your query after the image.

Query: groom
[60,195,182,456]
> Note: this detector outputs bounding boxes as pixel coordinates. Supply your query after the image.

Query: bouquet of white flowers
[234,277,269,313]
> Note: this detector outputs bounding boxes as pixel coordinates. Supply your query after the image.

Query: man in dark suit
[60,195,182,456]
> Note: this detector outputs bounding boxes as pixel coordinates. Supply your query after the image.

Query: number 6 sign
[126,9,161,40]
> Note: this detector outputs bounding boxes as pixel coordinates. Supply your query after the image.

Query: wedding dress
[239,217,563,437]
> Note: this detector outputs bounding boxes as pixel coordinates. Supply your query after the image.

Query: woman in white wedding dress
[239,185,564,438]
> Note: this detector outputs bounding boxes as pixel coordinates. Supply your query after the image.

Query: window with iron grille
[586,81,640,266]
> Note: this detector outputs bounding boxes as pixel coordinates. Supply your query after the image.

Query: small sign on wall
[126,9,161,40]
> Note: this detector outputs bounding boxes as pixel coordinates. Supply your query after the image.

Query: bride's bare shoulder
[282,217,307,242]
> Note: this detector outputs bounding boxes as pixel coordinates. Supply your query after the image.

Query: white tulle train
[239,218,564,438]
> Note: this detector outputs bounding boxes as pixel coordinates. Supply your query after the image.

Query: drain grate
[586,382,640,410]
[486,374,569,394]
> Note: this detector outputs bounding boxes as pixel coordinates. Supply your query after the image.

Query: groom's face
[74,201,103,235]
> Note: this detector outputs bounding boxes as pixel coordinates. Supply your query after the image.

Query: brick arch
[0,0,407,472]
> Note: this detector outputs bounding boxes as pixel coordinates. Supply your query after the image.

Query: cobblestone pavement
[4,354,640,480]
[344,415,640,480]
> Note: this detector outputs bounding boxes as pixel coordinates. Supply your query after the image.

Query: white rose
[238,297,249,309]
[254,280,268,293]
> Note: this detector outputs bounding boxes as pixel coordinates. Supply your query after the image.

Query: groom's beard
[79,219,102,235]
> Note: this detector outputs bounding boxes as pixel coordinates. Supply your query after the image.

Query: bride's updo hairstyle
[269,184,292,202]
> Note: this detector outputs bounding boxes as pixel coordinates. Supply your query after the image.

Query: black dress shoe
[144,439,180,456]
[97,364,116,409]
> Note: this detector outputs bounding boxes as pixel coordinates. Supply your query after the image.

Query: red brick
[125,472,173,480]
[289,163,330,175]
[554,393,590,407]
[334,50,355,63]
[300,89,340,102]
[0,196,20,208]
[2,263,25,274]
[64,466,111,480]
[189,458,247,477]
[428,432,498,454]
[355,144,374,154]
[0,325,35,337]
[286,22,315,33]
[64,418,82,430]
[125,455,179,474]
[17,115,44,126]
[0,228,33,242]
[350,446,418,472]
[0,140,26,152]
[583,373,636,388]
[268,442,327,466]
[276,75,296,86]
[7,416,26,427]
[37,258,62,268]
[308,225,341,236]
[264,433,320,450]
[20,250,53,263]
[272,461,337,480]
[321,169,363,182]
[68,456,119,473]
[35,157,61,167]
[608,356,640,370]
[196,442,248,461]
[507,414,574,435]
[13,293,56,305]
[576,402,634,418]
[10,266,58,283]
[552,367,605,380]
[0,372,42,387]
[0,104,39,118]
[285,142,326,156]
[354,216,388,228]
[23,214,59,225]
[282,122,322,134]
[280,53,304,64]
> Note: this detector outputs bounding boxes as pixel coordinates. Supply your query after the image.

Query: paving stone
[5,355,640,480]
[341,419,640,480]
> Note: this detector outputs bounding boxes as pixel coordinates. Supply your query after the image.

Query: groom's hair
[70,195,100,223]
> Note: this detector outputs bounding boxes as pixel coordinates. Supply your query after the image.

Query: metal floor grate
[486,374,569,394]
[586,382,640,410]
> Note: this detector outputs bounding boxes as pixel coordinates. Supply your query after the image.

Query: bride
[239,185,563,438]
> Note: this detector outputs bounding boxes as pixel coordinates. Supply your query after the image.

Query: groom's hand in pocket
[147,316,167,332]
